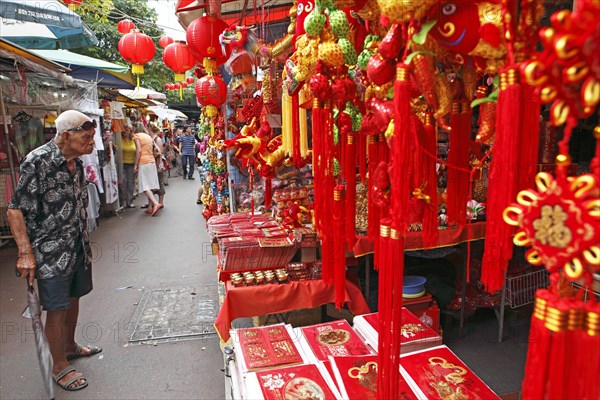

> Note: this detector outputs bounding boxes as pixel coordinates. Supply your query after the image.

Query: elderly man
[7,110,101,392]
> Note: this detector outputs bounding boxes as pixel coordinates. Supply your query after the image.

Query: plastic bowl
[403,275,427,295]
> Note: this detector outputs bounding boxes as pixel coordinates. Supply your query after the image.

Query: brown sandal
[53,366,88,391]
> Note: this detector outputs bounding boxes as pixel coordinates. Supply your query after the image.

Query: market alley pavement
[0,175,225,400]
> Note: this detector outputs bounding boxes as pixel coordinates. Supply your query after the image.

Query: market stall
[167,0,599,398]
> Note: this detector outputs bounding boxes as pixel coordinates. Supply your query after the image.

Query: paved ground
[0,174,225,400]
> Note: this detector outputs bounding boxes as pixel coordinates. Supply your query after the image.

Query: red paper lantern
[186,77,195,84]
[162,41,195,82]
[186,15,230,66]
[174,83,181,89]
[117,19,136,34]
[195,75,227,117]
[159,35,174,49]
[63,0,83,5]
[118,30,156,76]
[180,82,188,88]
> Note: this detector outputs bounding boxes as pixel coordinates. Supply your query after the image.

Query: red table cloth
[215,279,371,342]
[353,222,487,256]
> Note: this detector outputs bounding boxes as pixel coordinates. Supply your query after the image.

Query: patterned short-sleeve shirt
[9,140,91,279]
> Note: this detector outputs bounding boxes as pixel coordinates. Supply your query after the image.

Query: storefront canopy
[0,38,70,75]
[119,87,167,100]
[147,106,188,121]
[31,49,135,89]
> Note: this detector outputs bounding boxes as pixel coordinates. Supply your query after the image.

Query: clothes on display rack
[87,183,100,231]
[81,152,104,194]
[11,111,44,159]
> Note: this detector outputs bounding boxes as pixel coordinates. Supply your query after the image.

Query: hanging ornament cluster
[521,1,600,126]
[118,29,156,87]
[500,1,600,399]
[198,113,231,220]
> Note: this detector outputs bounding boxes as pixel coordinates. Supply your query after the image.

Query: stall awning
[147,106,188,121]
[119,87,167,100]
[31,49,135,89]
[0,38,70,74]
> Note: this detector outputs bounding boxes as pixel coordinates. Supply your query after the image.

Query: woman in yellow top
[133,122,161,216]
[121,125,138,208]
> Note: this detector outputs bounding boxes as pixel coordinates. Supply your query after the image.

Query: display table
[215,279,371,342]
[353,222,487,256]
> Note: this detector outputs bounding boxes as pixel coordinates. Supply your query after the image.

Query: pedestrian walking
[133,122,161,216]
[121,125,137,208]
[6,110,102,393]
[178,126,197,180]
[148,124,166,208]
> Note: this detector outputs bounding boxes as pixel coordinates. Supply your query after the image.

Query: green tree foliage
[77,0,171,92]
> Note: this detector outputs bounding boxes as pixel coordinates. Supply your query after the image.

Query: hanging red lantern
[162,41,195,82]
[186,77,195,84]
[186,15,230,66]
[63,0,83,5]
[117,19,136,35]
[195,75,227,117]
[159,35,174,49]
[118,30,156,85]
[180,82,188,88]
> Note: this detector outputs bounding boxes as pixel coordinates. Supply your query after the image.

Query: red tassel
[481,68,523,293]
[367,134,381,270]
[522,290,553,399]
[446,102,472,226]
[367,134,380,241]
[358,134,367,184]
[389,229,404,399]
[545,298,570,399]
[377,62,413,400]
[333,187,346,308]
[312,104,324,232]
[264,177,272,209]
[291,94,302,168]
[391,63,413,232]
[560,298,585,400]
[422,113,439,248]
[376,221,392,400]
[345,133,357,249]
[581,301,600,399]
[517,84,541,191]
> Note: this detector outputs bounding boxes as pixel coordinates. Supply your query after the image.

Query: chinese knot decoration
[504,172,600,283]
[520,0,600,126]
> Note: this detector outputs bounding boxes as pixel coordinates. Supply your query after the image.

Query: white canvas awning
[147,106,188,121]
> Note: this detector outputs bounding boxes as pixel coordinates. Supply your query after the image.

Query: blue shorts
[37,248,93,311]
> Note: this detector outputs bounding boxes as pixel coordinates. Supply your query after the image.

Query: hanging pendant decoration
[504,171,600,283]
[118,29,156,87]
